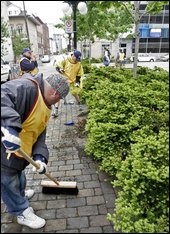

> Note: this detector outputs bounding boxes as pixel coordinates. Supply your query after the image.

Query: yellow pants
[70,83,81,95]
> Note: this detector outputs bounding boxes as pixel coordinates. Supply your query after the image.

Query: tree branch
[122,2,135,22]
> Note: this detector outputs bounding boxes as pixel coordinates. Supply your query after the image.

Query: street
[91,61,169,72]
[39,56,169,78]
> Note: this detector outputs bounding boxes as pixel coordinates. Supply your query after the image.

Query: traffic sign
[65,20,73,33]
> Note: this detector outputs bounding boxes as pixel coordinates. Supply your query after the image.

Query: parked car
[158,54,169,62]
[130,53,156,62]
[41,55,50,63]
[1,59,12,82]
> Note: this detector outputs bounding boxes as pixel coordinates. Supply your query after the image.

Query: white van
[41,55,50,63]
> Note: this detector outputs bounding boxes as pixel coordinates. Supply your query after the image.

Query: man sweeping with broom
[1,73,69,229]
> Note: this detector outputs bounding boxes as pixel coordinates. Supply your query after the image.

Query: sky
[10,1,65,25]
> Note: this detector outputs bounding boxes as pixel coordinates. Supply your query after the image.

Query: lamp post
[62,1,87,50]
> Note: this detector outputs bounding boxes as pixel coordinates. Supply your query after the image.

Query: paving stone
[36,209,56,220]
[66,159,80,164]
[66,169,82,176]
[103,225,115,233]
[78,205,98,216]
[104,193,116,208]
[87,196,105,205]
[45,219,66,232]
[67,217,88,229]
[59,165,73,171]
[38,193,57,201]
[94,188,103,196]
[56,208,77,218]
[1,213,14,224]
[89,215,111,227]
[67,198,86,207]
[101,181,115,194]
[84,181,100,189]
[98,204,108,215]
[75,174,91,182]
[1,223,22,233]
[56,229,79,233]
[80,227,103,233]
[78,188,95,197]
[29,201,47,210]
[47,200,66,209]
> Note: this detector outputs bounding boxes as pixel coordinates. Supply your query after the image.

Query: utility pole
[23,1,30,46]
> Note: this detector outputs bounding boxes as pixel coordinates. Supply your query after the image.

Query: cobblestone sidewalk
[1,94,118,233]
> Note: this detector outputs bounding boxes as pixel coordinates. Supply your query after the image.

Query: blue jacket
[20,56,38,72]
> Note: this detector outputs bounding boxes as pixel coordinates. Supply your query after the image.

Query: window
[149,15,163,24]
[163,16,169,24]
[139,4,147,10]
[155,16,163,24]
[120,44,126,47]
[8,11,12,15]
[162,28,169,38]
[140,28,149,38]
[148,38,161,43]
[140,38,147,43]
[140,16,149,23]
[165,5,169,10]
[147,48,159,53]
[162,38,169,42]
[150,29,161,38]
[9,24,14,35]
[139,48,147,53]
[160,48,169,53]
[17,25,23,34]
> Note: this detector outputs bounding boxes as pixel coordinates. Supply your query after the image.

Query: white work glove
[59,68,64,74]
[32,154,47,174]
[1,126,21,152]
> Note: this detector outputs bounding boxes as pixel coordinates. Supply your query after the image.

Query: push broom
[8,148,78,195]
[1,128,78,195]
[17,149,79,195]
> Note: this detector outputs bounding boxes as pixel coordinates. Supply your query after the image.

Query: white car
[1,59,12,82]
[41,55,50,63]
[159,54,169,62]
[130,53,156,62]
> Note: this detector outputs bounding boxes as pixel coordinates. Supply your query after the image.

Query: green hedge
[80,66,169,233]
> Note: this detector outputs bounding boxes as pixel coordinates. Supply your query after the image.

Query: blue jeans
[1,170,29,216]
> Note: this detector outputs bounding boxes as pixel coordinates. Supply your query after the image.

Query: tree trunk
[133,1,140,79]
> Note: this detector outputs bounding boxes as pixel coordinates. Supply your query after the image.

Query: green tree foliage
[1,17,9,56]
[12,30,31,62]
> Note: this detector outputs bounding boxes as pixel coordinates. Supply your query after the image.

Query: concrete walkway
[1,94,117,233]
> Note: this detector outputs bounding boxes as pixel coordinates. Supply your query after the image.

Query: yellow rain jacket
[56,56,84,95]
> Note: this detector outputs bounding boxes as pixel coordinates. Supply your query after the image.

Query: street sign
[65,20,73,33]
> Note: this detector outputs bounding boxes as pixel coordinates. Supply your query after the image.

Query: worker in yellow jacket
[52,50,84,117]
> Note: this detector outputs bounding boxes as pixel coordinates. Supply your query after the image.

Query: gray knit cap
[46,73,70,99]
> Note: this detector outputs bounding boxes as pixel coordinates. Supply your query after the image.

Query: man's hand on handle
[32,154,47,174]
[1,126,21,152]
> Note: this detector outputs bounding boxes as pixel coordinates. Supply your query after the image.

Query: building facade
[133,3,169,56]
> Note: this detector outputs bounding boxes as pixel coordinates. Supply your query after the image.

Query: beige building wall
[9,17,39,56]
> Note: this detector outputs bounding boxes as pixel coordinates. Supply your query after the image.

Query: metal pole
[72,3,77,50]
[22,1,30,45]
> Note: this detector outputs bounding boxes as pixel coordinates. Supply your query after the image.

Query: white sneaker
[17,207,46,229]
[52,107,58,117]
[25,189,35,200]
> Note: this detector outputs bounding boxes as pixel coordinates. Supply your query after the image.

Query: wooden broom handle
[17,149,60,186]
